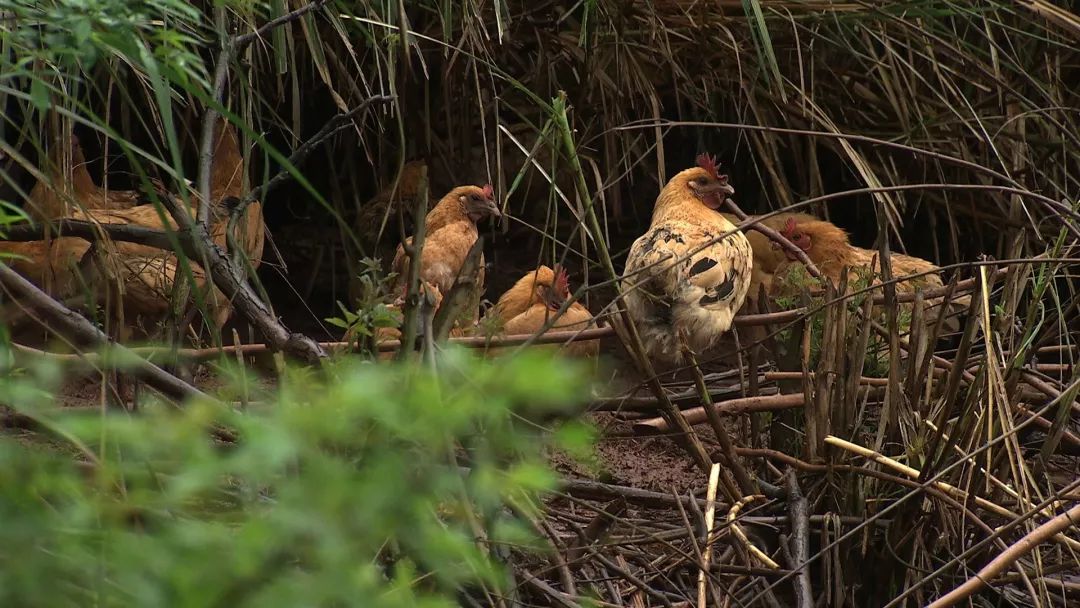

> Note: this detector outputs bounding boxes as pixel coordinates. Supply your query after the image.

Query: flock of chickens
[1,119,263,341]
[1,118,968,367]
[369,153,968,365]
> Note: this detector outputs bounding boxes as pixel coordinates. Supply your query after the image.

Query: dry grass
[1,1,1079,605]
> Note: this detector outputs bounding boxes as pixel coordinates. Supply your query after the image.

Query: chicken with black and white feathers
[621,154,752,362]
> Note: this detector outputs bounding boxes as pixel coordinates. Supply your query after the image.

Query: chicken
[390,183,501,327]
[771,215,969,332]
[355,159,429,240]
[83,118,264,334]
[488,265,599,357]
[621,154,752,362]
[721,211,818,307]
[26,133,142,222]
[0,118,264,338]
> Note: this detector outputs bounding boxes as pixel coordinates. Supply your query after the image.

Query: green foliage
[772,264,911,378]
[0,0,205,75]
[0,348,594,606]
[0,200,30,237]
[329,258,402,353]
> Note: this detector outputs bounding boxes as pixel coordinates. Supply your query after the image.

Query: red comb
[781,217,797,237]
[553,265,570,297]
[482,183,494,199]
[696,153,720,180]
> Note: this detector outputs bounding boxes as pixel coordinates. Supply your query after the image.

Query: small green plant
[328,257,401,354]
[0,347,594,606]
[772,264,911,378]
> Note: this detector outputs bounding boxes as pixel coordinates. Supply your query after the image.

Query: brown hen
[489,265,599,358]
[771,215,969,332]
[390,183,501,328]
[1,118,264,338]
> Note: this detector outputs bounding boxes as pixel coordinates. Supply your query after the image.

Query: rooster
[390,183,501,328]
[488,265,599,358]
[772,215,969,331]
[621,154,752,362]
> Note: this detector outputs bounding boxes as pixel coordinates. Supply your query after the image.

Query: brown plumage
[721,211,818,307]
[26,134,141,222]
[1,118,264,337]
[390,183,501,327]
[622,154,753,362]
[771,215,969,332]
[489,266,599,358]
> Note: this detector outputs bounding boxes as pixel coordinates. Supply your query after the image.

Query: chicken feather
[622,156,752,362]
[490,265,598,358]
[772,216,970,332]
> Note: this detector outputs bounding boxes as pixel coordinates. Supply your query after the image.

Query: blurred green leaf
[0,348,590,606]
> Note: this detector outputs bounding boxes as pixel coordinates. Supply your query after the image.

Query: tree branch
[0,263,207,403]
[198,0,333,225]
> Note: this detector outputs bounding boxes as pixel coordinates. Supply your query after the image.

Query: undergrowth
[0,347,595,606]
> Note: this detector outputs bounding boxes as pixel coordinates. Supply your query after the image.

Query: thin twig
[0,264,207,403]
[927,501,1080,608]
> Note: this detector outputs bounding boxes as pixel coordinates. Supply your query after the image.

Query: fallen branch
[0,264,207,403]
[783,469,813,608]
[633,393,806,434]
[926,501,1080,608]
[727,495,780,569]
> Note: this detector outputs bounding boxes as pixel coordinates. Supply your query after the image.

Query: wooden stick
[926,501,1080,608]
[727,495,780,569]
[824,435,1080,552]
[784,470,814,608]
[697,463,722,608]
[0,264,207,403]
[634,393,806,434]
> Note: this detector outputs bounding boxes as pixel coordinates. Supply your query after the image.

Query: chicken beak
[698,181,736,197]
[695,181,736,210]
[485,198,503,219]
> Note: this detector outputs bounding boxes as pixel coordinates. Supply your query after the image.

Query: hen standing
[622,155,752,362]
[391,183,501,327]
